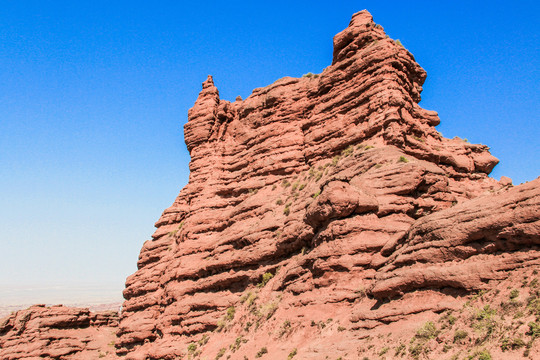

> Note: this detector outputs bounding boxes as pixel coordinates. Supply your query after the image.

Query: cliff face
[115,10,539,360]
[2,10,539,360]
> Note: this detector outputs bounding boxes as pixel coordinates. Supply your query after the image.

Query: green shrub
[187,342,197,353]
[258,272,274,287]
[230,336,247,352]
[416,321,439,340]
[510,289,519,300]
[527,321,540,337]
[255,347,268,358]
[341,145,354,157]
[241,291,257,307]
[312,190,321,198]
[500,337,525,351]
[198,334,209,346]
[226,306,235,321]
[283,203,291,216]
[467,349,492,360]
[453,329,468,343]
[215,347,226,359]
[287,348,297,359]
[408,343,423,359]
[395,343,406,356]
[398,156,409,163]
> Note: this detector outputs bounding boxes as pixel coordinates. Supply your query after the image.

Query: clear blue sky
[1,1,538,303]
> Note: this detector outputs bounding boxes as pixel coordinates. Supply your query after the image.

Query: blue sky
[0,1,538,303]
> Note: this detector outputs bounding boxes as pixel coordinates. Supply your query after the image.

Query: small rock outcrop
[1,10,538,360]
[0,305,118,359]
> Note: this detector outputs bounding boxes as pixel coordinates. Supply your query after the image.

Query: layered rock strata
[2,10,538,360]
[116,10,539,360]
[0,305,118,359]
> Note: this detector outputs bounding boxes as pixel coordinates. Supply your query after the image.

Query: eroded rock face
[115,10,539,360]
[2,10,538,360]
[0,305,118,360]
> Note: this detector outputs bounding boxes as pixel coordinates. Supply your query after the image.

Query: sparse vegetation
[467,349,492,360]
[395,343,406,356]
[527,321,540,337]
[282,180,291,188]
[241,291,258,307]
[198,334,210,346]
[278,320,292,337]
[312,190,321,198]
[256,302,278,320]
[276,199,283,205]
[258,272,274,287]
[226,306,235,321]
[230,336,248,352]
[283,203,291,216]
[453,329,468,343]
[287,348,297,359]
[378,346,389,356]
[416,321,439,340]
[187,342,197,353]
[341,145,354,157]
[500,337,525,351]
[408,321,439,359]
[255,347,268,358]
[215,347,226,359]
[510,289,519,300]
[398,155,409,163]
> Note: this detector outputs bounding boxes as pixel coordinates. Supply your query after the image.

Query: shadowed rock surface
[1,10,539,360]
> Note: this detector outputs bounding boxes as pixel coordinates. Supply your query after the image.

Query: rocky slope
[1,10,539,360]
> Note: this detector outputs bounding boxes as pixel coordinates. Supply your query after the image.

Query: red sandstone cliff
[115,10,539,360]
[1,10,539,360]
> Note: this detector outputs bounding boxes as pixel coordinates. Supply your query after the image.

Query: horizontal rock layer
[0,305,118,360]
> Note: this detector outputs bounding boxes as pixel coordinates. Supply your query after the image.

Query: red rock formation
[0,305,118,359]
[2,10,538,360]
[115,10,539,360]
